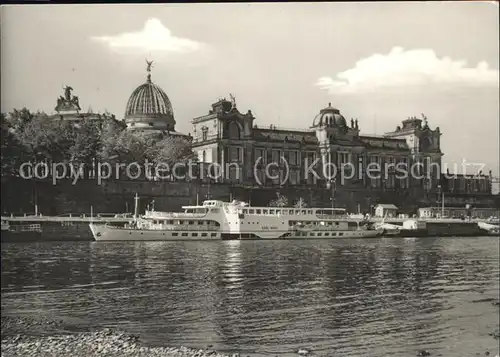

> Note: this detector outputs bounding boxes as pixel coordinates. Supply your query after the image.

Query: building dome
[124,61,176,131]
[311,103,347,128]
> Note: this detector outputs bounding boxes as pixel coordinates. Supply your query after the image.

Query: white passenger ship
[89,195,382,241]
[89,195,222,241]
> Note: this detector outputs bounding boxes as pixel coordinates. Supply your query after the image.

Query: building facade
[191,97,451,189]
[190,96,494,210]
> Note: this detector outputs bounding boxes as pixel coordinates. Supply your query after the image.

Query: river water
[1,237,499,357]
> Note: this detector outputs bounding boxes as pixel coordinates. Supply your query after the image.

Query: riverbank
[1,316,240,357]
[1,331,241,357]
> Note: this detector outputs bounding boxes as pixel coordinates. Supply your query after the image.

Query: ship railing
[315,214,350,220]
[154,225,219,231]
[143,212,208,219]
[9,224,42,233]
[125,224,219,231]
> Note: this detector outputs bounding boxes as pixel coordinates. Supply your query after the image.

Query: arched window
[420,137,432,151]
[228,121,240,139]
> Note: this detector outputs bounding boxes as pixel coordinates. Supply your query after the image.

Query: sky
[1,2,499,180]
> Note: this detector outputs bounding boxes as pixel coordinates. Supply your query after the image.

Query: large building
[191,97,447,188]
[190,96,495,210]
[42,61,496,212]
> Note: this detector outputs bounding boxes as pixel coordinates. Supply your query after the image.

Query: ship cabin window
[317,233,322,237]
[307,210,313,214]
[310,232,315,236]
[339,232,343,236]
[201,233,208,237]
[172,233,178,237]
[301,210,307,215]
[263,209,268,214]
[256,209,261,214]
[181,233,188,237]
[249,209,255,214]
[270,209,275,214]
[192,233,198,237]
[211,233,217,237]
[188,221,194,225]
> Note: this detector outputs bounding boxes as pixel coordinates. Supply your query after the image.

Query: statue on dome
[351,118,354,128]
[146,59,154,72]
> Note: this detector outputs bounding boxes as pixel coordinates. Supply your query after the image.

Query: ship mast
[133,193,140,220]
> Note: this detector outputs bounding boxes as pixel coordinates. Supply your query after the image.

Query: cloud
[91,18,202,53]
[316,47,499,94]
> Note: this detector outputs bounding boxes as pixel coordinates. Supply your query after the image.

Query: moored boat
[1,220,43,242]
[89,195,383,241]
[89,195,223,241]
[477,221,500,236]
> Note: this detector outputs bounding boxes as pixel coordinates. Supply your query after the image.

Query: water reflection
[1,237,499,357]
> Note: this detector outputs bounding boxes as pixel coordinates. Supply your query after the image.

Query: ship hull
[1,230,43,242]
[286,229,383,239]
[89,224,220,241]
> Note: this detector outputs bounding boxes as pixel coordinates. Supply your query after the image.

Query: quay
[2,215,130,224]
[2,213,496,224]
[1,213,498,242]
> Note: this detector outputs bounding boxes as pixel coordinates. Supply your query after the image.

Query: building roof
[375,204,398,209]
[125,80,174,118]
[311,103,347,128]
[124,62,175,130]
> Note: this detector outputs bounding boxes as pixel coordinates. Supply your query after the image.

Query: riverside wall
[0,178,232,216]
[1,177,498,217]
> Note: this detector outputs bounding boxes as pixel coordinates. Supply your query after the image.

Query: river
[1,237,499,356]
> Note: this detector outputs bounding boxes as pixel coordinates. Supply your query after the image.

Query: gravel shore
[1,329,241,357]
[1,316,241,357]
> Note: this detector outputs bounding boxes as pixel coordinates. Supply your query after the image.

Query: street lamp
[330,178,336,209]
[437,184,444,217]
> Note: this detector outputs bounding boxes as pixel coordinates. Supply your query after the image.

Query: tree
[69,119,102,164]
[294,197,307,208]
[98,118,127,162]
[16,115,66,162]
[0,113,25,177]
[269,192,288,207]
[152,135,195,167]
[6,107,40,133]
[2,108,195,182]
